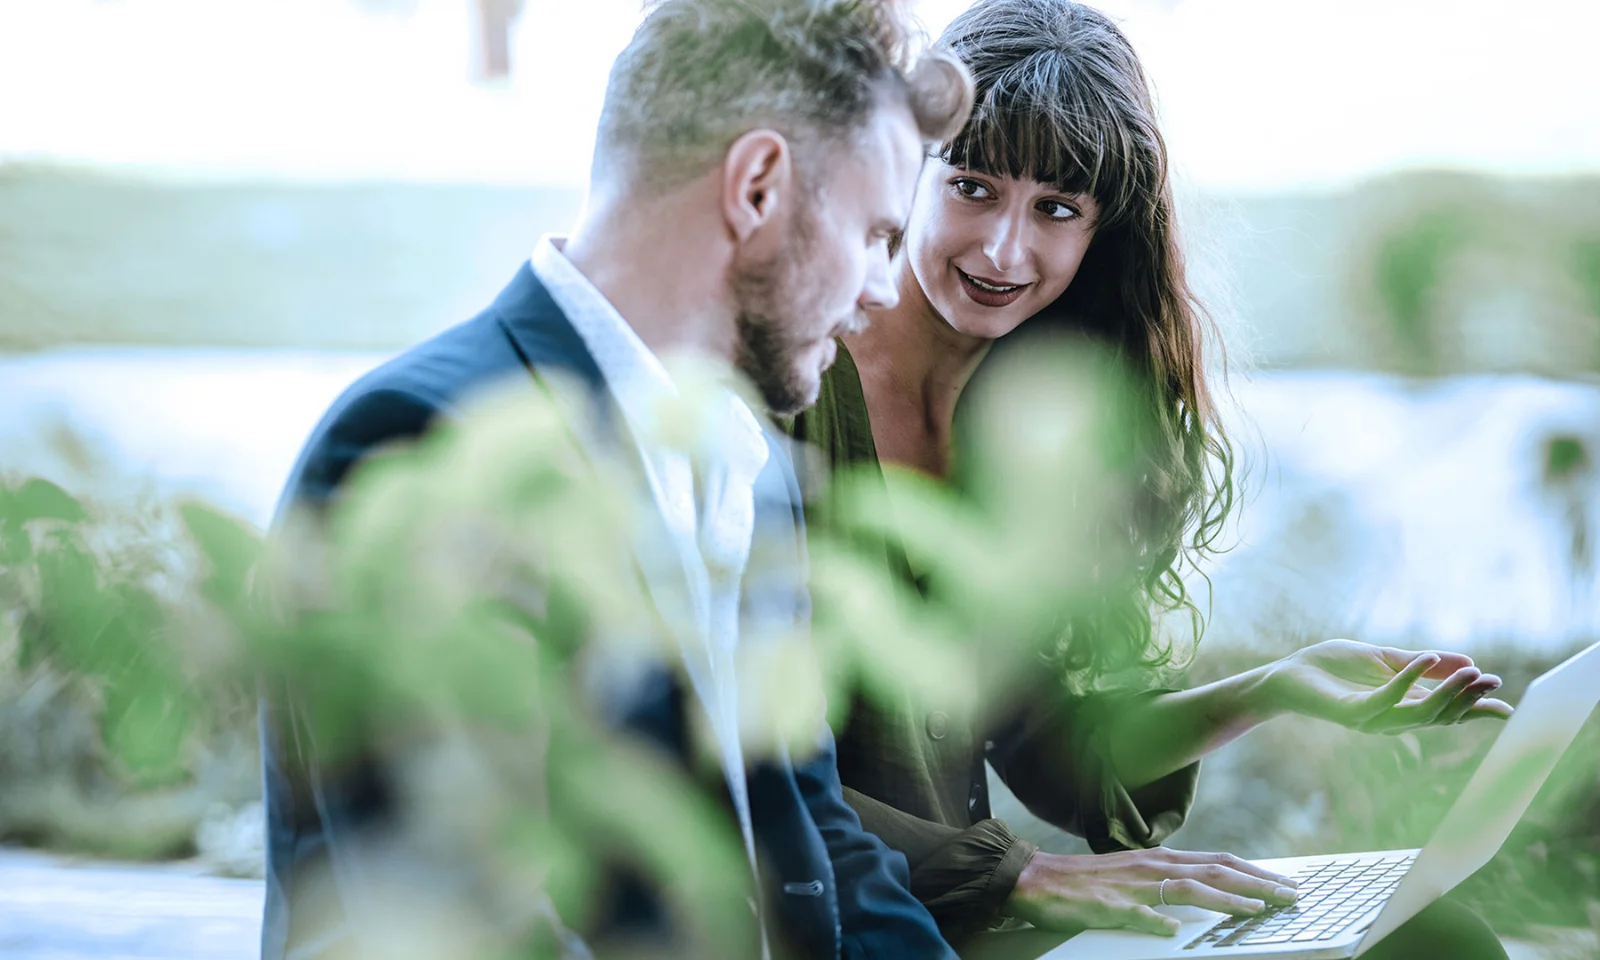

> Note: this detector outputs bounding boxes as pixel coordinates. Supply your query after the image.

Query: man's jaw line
[831,314,871,340]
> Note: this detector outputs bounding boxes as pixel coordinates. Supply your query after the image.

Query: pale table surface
[0,849,261,959]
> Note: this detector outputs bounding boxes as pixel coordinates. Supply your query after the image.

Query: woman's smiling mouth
[956,266,1029,307]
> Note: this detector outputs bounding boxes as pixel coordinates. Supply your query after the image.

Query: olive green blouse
[785,342,1200,941]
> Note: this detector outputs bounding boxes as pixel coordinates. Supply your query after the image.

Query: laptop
[1042,637,1600,959]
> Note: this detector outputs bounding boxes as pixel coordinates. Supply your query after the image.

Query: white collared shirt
[529,235,770,880]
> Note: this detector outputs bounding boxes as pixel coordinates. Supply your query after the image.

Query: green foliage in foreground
[0,476,259,858]
[1,343,1597,950]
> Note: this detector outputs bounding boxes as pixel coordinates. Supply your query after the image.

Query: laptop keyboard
[1183,853,1416,951]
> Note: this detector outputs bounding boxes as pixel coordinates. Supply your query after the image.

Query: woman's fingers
[1133,852,1304,918]
[1434,675,1501,724]
[1464,696,1515,720]
[1123,904,1182,937]
[1158,860,1298,908]
[1365,654,1442,716]
[1182,863,1300,906]
[1170,850,1298,891]
[1392,666,1482,726]
[1150,877,1267,917]
[1380,647,1472,679]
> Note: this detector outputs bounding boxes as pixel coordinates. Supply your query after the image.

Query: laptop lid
[1356,639,1600,953]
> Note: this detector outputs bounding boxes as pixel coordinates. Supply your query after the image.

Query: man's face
[730,103,923,416]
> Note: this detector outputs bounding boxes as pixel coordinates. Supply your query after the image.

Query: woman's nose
[982,214,1028,274]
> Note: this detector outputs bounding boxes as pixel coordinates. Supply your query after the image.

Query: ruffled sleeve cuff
[911,817,1039,939]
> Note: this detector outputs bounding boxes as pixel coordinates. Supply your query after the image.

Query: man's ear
[721,129,793,243]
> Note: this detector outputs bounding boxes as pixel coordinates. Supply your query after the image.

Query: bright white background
[2,0,1597,192]
[0,0,1596,655]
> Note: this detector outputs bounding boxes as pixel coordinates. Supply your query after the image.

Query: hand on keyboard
[1003,848,1301,937]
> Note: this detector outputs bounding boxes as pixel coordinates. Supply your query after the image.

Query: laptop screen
[1358,639,1600,953]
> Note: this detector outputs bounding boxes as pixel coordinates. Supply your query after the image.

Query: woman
[788,2,1512,957]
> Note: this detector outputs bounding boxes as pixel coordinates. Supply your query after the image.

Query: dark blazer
[260,262,957,960]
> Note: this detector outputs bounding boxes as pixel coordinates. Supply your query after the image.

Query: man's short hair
[596,0,973,189]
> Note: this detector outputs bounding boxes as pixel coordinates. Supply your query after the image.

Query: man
[260,1,974,957]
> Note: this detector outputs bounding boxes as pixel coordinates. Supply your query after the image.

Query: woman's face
[901,160,1101,341]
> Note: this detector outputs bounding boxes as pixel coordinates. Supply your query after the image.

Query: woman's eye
[952,178,992,200]
[1038,199,1080,221]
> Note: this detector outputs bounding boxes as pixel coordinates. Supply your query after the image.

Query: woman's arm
[1100,663,1279,791]
[845,785,1289,940]
[1104,641,1512,790]
[985,642,1509,937]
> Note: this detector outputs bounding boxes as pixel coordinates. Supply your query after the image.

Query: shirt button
[926,711,949,741]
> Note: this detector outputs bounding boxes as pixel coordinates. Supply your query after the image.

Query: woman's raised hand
[1004,848,1300,936]
[1263,640,1514,734]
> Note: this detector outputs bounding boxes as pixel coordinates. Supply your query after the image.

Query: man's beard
[732,307,812,417]
[730,221,826,418]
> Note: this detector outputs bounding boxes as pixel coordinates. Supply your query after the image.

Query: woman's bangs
[939,66,1144,226]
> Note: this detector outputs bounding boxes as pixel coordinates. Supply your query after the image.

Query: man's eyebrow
[873,216,905,235]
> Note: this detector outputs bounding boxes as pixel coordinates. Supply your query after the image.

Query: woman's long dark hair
[940,0,1237,686]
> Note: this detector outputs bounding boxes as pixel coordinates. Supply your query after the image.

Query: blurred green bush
[0,475,261,862]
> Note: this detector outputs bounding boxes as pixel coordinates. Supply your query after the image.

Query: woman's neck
[843,261,992,477]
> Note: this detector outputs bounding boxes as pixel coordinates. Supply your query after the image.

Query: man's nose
[859,248,899,312]
[982,212,1028,274]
